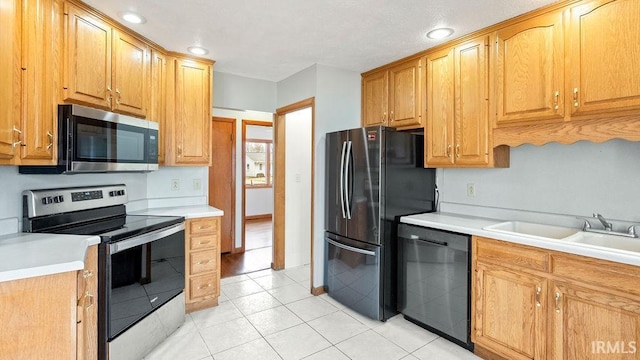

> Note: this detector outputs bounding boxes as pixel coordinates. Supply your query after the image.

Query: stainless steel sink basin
[565,232,640,253]
[483,221,579,241]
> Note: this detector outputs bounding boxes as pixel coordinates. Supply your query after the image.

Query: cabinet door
[454,37,489,166]
[425,48,455,167]
[474,263,547,360]
[77,245,97,360]
[388,58,421,128]
[568,0,640,116]
[362,70,388,126]
[20,0,59,163]
[0,0,20,159]
[63,4,111,109]
[494,11,564,126]
[174,59,211,165]
[551,281,640,359]
[150,50,167,164]
[112,29,148,117]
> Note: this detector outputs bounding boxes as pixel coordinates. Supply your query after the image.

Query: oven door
[105,223,185,341]
[62,104,158,173]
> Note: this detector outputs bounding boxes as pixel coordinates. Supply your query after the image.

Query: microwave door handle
[109,223,184,254]
[339,141,347,219]
[345,141,352,219]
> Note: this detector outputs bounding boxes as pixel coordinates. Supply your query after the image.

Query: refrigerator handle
[340,141,347,219]
[345,141,353,219]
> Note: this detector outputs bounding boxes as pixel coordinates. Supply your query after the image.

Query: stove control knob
[109,191,115,197]
[41,198,48,205]
[118,190,125,196]
[42,196,53,205]
[53,195,63,203]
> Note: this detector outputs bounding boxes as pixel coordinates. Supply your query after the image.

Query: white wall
[276,65,317,109]
[213,108,274,249]
[213,71,277,113]
[439,139,640,227]
[284,108,313,268]
[145,166,208,210]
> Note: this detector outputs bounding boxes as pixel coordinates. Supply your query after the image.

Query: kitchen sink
[483,221,579,241]
[565,232,640,253]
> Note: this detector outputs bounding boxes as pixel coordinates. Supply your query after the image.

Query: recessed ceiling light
[119,11,146,24]
[188,46,209,56]
[426,28,454,40]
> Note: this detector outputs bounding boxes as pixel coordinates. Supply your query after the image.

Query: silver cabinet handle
[47,131,54,150]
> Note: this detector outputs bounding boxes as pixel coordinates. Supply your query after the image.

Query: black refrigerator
[324,126,436,321]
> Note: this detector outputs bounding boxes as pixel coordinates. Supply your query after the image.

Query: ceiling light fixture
[188,46,209,56]
[426,28,454,40]
[119,11,146,24]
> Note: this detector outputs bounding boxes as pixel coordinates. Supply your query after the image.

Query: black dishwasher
[397,223,473,350]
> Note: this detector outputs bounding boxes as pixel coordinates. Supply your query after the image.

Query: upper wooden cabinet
[63,3,149,118]
[169,57,213,166]
[150,50,167,164]
[567,0,640,117]
[426,36,507,168]
[493,10,565,127]
[0,0,20,160]
[362,57,422,129]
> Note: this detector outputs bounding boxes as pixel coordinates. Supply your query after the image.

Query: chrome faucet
[593,213,613,231]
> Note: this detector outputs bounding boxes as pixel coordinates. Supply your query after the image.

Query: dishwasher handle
[408,234,448,247]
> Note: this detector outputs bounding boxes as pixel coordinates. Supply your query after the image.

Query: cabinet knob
[535,286,542,307]
[554,292,561,313]
[85,291,94,308]
[573,88,579,108]
[83,270,93,279]
[389,110,394,122]
[198,283,212,290]
[12,126,25,148]
[177,145,182,157]
[196,260,211,265]
[47,131,54,150]
[553,91,560,110]
[446,145,452,159]
[455,144,460,159]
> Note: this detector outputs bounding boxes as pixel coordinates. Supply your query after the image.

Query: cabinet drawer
[189,217,218,235]
[189,234,216,251]
[189,250,217,275]
[475,236,549,273]
[189,273,217,300]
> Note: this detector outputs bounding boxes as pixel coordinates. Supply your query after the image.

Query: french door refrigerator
[325,126,436,321]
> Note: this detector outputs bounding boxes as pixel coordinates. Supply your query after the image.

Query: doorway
[273,98,314,288]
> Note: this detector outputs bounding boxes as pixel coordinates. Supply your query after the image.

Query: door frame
[272,98,315,290]
[209,117,237,253]
[242,119,274,253]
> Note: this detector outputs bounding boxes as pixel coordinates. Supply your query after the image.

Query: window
[245,139,273,187]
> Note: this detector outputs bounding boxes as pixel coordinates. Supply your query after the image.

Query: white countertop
[0,233,101,283]
[129,205,223,219]
[401,212,640,267]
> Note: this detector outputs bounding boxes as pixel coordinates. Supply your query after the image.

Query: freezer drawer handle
[327,238,376,256]
[408,234,448,247]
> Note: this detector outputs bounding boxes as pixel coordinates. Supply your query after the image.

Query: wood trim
[242,119,273,254]
[245,214,272,221]
[185,297,218,313]
[276,97,314,115]
[210,117,236,254]
[311,285,326,296]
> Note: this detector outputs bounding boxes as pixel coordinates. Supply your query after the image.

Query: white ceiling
[83,0,558,82]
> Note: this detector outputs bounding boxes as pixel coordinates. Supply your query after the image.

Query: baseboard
[311,285,326,296]
[473,343,510,360]
[185,297,218,313]
[245,214,272,221]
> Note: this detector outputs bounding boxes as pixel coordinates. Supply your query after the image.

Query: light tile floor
[144,265,481,360]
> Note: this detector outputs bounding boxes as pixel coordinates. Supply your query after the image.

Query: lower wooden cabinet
[0,244,97,359]
[473,236,640,360]
[185,216,221,313]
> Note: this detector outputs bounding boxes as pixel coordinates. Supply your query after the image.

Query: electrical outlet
[171,179,180,191]
[193,179,202,190]
[467,183,476,197]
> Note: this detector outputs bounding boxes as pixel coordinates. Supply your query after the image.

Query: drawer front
[189,217,218,235]
[189,234,216,251]
[475,236,549,273]
[189,250,217,275]
[189,274,217,300]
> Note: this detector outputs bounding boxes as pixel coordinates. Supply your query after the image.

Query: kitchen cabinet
[0,0,20,160]
[567,0,640,118]
[150,49,167,164]
[63,3,149,118]
[361,57,422,128]
[0,245,97,359]
[474,236,640,360]
[169,56,213,166]
[185,217,221,313]
[493,10,565,127]
[425,36,508,168]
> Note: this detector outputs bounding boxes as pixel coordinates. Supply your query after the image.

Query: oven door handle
[109,223,185,254]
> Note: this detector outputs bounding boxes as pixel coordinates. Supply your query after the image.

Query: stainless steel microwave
[19,104,158,174]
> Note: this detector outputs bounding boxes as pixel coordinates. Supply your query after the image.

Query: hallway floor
[144,265,481,360]
[221,218,272,278]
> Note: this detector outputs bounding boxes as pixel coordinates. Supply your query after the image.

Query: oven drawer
[189,274,218,299]
[189,218,218,235]
[190,250,217,275]
[189,234,217,251]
